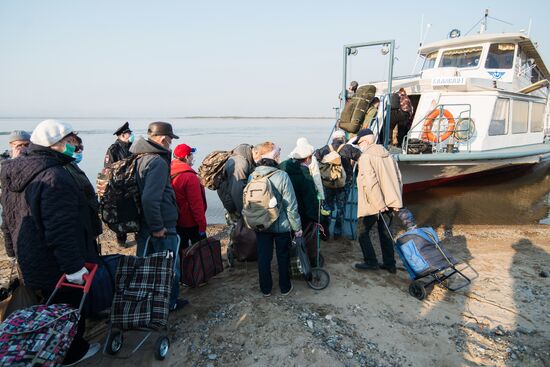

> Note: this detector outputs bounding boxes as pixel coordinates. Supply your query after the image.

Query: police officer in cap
[104,122,134,246]
[104,122,134,167]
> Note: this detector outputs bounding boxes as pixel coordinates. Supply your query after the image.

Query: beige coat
[356,144,403,217]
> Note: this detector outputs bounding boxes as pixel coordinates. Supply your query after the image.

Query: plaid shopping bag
[110,251,173,330]
[0,304,79,366]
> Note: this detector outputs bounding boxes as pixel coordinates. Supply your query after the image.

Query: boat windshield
[485,43,515,69]
[439,47,482,68]
[422,52,438,70]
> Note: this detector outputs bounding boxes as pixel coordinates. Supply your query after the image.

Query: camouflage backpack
[96,154,144,234]
[198,150,232,190]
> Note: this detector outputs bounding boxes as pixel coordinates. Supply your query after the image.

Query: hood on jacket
[232,144,255,168]
[363,144,390,158]
[130,137,171,156]
[253,165,278,177]
[0,144,73,193]
[280,159,306,177]
[171,159,196,176]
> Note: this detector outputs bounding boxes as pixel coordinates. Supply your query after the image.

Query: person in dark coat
[171,143,207,250]
[216,144,255,222]
[130,122,187,311]
[315,130,362,240]
[104,121,133,245]
[0,119,101,365]
[103,121,133,166]
[279,138,319,226]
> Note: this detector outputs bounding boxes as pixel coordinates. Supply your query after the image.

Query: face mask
[129,134,135,143]
[72,152,83,164]
[62,143,76,157]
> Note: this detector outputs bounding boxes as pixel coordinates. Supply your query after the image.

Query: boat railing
[403,103,474,154]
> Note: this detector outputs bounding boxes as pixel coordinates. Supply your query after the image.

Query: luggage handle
[143,233,181,274]
[47,262,98,313]
[54,262,98,294]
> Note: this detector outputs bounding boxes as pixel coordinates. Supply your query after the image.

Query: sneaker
[170,298,189,312]
[63,343,100,366]
[379,264,397,274]
[262,292,271,298]
[281,283,293,296]
[354,263,380,271]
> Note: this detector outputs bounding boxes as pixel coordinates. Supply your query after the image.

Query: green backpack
[242,170,280,231]
[319,145,347,189]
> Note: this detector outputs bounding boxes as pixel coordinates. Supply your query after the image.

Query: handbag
[0,261,39,322]
[230,219,257,261]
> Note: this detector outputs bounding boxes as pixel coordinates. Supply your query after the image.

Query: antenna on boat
[480,9,488,34]
[527,18,532,36]
[466,9,513,35]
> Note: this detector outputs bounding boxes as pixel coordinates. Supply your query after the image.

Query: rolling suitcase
[0,263,98,367]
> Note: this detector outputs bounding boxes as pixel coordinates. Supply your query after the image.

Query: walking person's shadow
[507,239,550,366]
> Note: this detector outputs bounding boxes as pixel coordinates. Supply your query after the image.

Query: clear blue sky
[1,0,548,117]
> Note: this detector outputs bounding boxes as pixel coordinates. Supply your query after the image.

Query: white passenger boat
[349,27,550,192]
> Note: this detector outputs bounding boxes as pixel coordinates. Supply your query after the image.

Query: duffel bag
[181,238,224,287]
[83,254,122,316]
[231,219,257,261]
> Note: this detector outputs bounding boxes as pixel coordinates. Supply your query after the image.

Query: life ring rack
[422,109,456,143]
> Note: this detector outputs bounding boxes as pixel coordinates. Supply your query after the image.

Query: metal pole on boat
[384,40,395,148]
[342,46,348,113]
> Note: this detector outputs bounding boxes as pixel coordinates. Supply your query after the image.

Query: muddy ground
[1,223,549,367]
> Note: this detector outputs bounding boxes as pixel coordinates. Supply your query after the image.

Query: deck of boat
[394,142,550,163]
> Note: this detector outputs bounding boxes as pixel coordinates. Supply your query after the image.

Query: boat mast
[479,9,489,34]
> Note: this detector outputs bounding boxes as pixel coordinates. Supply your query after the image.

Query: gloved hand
[66,267,89,285]
[199,232,207,240]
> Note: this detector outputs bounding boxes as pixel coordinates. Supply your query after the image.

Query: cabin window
[512,100,529,134]
[422,52,438,70]
[531,102,545,132]
[489,98,509,136]
[485,43,515,69]
[439,47,482,68]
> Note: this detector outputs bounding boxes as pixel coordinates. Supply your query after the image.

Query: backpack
[96,154,144,234]
[391,92,401,110]
[338,85,376,133]
[242,170,280,231]
[319,145,347,189]
[198,150,232,190]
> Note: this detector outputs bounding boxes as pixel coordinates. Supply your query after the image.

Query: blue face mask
[62,144,76,157]
[72,152,83,164]
[129,134,135,143]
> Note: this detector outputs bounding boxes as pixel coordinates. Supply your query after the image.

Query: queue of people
[0,116,415,365]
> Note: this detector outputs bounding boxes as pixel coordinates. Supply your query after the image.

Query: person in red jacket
[171,144,207,250]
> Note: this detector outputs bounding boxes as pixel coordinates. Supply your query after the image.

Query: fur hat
[30,119,75,147]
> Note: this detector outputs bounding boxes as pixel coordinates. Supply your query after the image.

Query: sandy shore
[1,223,549,367]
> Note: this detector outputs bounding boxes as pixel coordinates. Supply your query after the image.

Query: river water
[1,118,549,225]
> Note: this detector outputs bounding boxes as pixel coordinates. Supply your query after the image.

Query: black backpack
[391,93,401,110]
[96,154,144,234]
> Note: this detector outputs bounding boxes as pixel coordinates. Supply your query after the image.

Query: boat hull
[395,142,550,192]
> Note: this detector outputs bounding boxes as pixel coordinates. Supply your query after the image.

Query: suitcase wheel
[409,281,427,300]
[307,268,330,291]
[155,336,170,360]
[105,331,123,355]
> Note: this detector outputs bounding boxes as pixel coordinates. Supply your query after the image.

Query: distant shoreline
[0,116,334,120]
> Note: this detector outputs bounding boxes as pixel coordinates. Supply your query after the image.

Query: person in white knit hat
[1,119,101,365]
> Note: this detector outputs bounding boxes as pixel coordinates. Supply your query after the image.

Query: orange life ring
[422,109,455,143]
